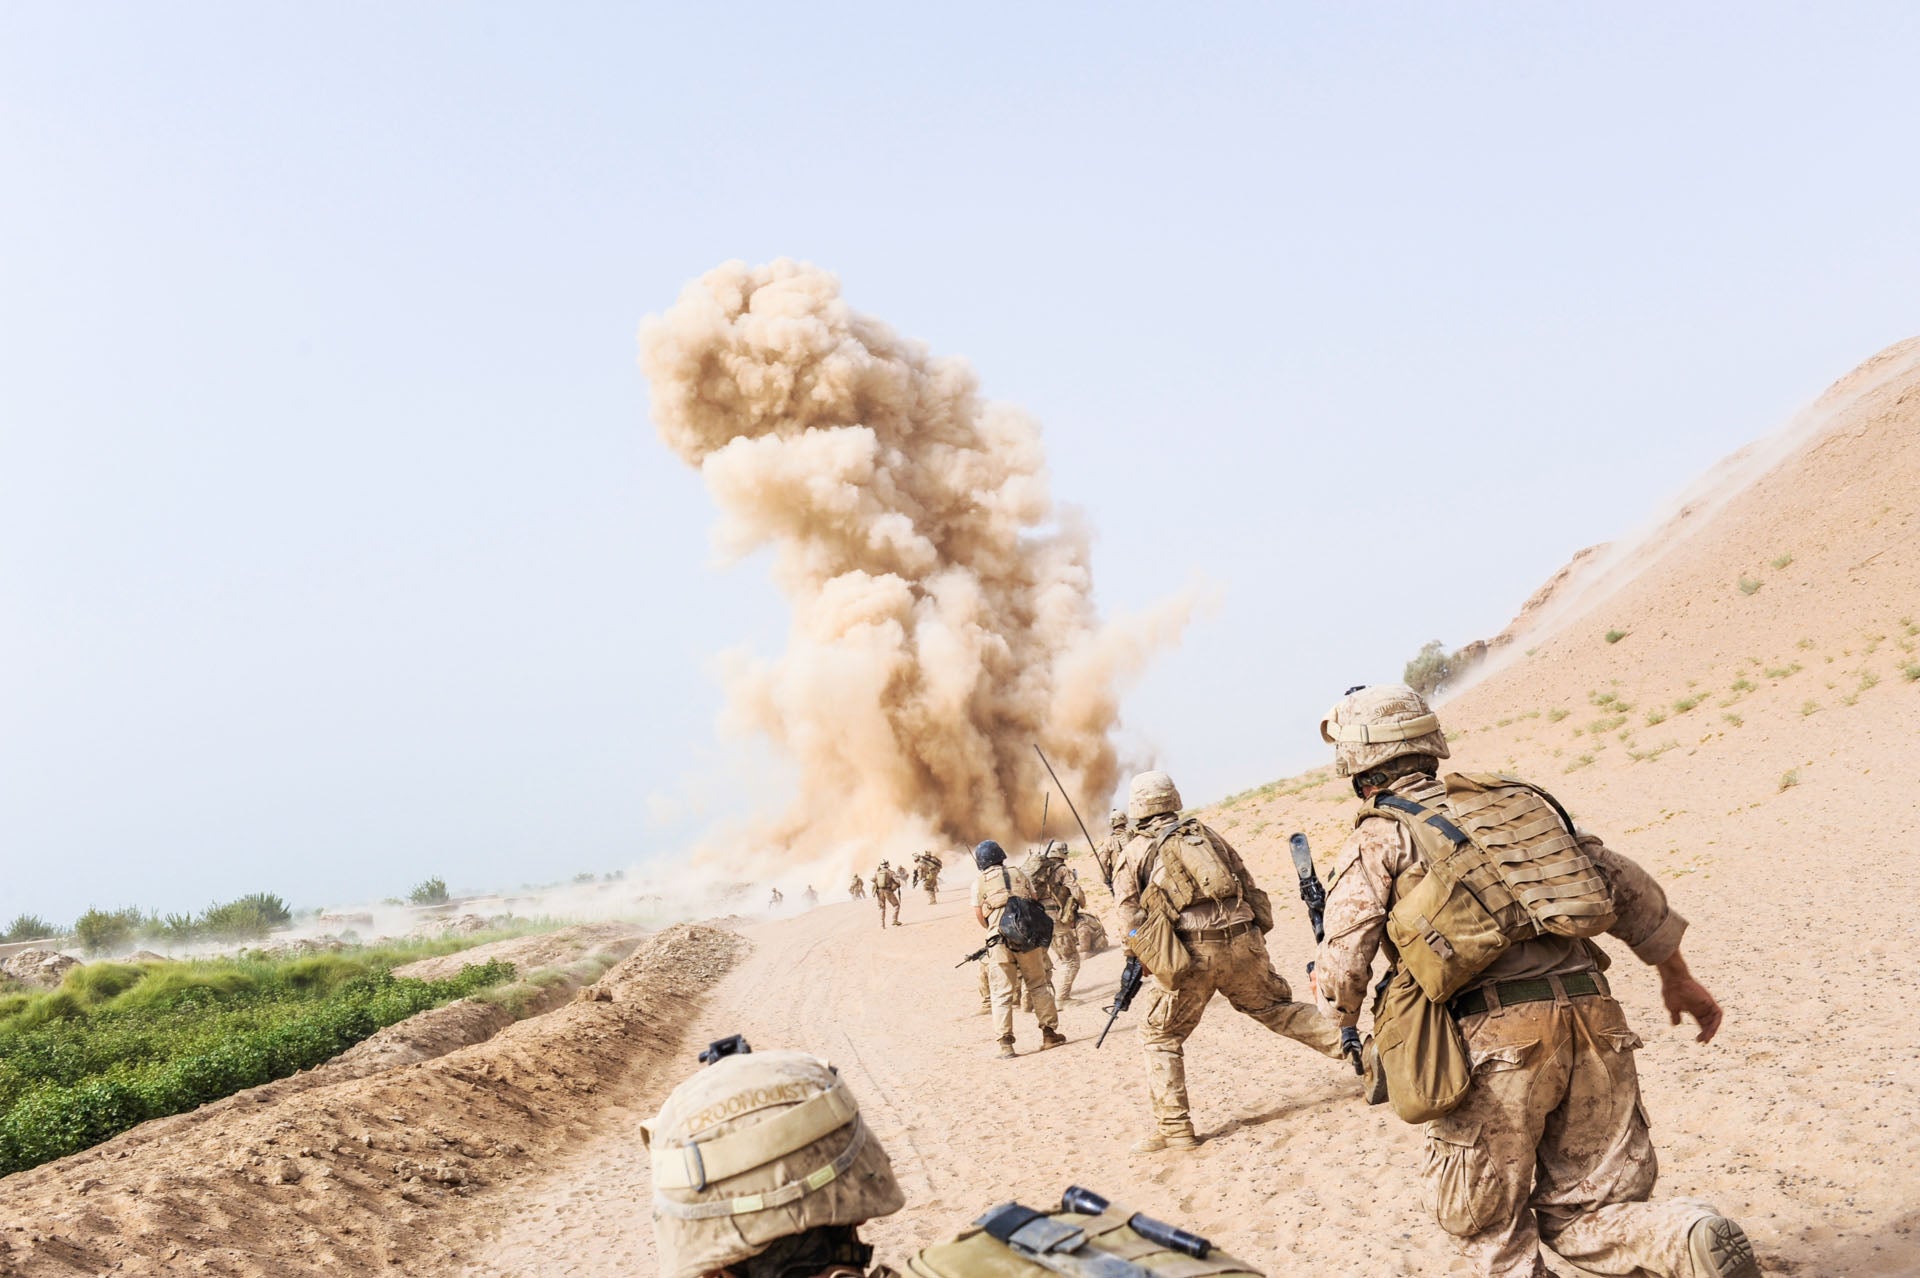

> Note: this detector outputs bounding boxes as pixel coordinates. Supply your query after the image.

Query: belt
[1449,971,1607,1019]
[1180,920,1256,943]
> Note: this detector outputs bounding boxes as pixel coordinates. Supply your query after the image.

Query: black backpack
[994,869,1055,953]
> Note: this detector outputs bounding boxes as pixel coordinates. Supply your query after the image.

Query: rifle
[1095,954,1144,1048]
[1033,744,1108,891]
[1291,832,1365,1076]
[956,932,1006,967]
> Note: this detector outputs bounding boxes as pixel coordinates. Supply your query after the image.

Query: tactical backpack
[1372,772,1617,1002]
[1146,818,1245,911]
[899,1187,1262,1278]
[985,868,1055,953]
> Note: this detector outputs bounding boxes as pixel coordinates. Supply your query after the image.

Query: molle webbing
[1442,775,1614,930]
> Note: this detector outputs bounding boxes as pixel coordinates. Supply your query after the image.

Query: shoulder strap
[1149,816,1197,857]
[1373,793,1471,847]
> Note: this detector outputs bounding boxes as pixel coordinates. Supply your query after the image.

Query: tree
[409,876,450,906]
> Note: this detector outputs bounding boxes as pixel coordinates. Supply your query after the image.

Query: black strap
[1374,793,1471,846]
[978,1202,1046,1245]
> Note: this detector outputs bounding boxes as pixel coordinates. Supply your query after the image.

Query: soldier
[803,884,819,908]
[1312,684,1757,1278]
[644,1036,1265,1277]
[849,874,865,900]
[912,849,943,904]
[643,1039,905,1278]
[1096,808,1129,889]
[1115,770,1346,1153]
[1074,898,1110,954]
[870,860,903,928]
[970,839,1065,1058]
[1025,840,1086,1002]
[768,887,784,909]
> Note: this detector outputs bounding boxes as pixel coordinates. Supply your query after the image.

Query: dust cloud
[640,259,1190,876]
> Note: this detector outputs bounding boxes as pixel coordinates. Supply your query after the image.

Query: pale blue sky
[3,4,1916,923]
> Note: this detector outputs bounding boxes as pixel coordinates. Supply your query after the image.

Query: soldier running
[911,850,943,904]
[1115,770,1345,1152]
[1313,684,1758,1278]
[870,860,903,928]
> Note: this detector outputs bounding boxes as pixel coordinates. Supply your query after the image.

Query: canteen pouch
[1372,966,1472,1124]
[1126,898,1191,983]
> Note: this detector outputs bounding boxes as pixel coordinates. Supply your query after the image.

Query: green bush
[72,908,145,957]
[1,915,57,943]
[0,955,512,1176]
[409,876,450,906]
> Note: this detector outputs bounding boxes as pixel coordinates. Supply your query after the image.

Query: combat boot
[1129,1127,1201,1154]
[1040,1028,1067,1050]
[1687,1216,1759,1278]
[995,1037,1016,1059]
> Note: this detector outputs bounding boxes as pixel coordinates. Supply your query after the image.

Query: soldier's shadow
[1203,1082,1352,1141]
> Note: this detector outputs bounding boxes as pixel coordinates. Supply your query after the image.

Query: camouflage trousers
[1428,993,1719,1278]
[1048,914,1081,1001]
[874,890,901,927]
[979,959,1028,1012]
[923,878,939,904]
[988,944,1058,1042]
[1139,929,1343,1137]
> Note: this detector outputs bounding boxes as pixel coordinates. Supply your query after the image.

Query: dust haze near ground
[640,259,1192,878]
[5,341,1919,1276]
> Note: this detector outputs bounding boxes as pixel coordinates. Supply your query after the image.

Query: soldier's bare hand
[1656,950,1723,1043]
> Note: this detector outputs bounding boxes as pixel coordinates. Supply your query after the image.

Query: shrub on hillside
[1,915,56,944]
[72,908,146,957]
[409,876,450,906]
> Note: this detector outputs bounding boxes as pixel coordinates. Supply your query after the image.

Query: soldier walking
[1313,684,1757,1278]
[970,839,1064,1058]
[848,874,865,900]
[1115,770,1345,1153]
[1026,840,1086,1002]
[912,850,944,904]
[870,860,903,928]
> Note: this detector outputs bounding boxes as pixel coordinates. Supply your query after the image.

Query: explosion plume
[640,260,1187,871]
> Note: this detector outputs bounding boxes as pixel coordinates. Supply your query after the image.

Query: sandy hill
[3,342,1915,1277]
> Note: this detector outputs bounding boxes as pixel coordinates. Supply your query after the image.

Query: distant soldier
[1314,684,1757,1278]
[849,874,865,900]
[912,850,944,903]
[1115,770,1345,1153]
[1096,808,1130,889]
[768,887,784,908]
[870,860,903,928]
[803,884,819,907]
[1026,840,1087,1002]
[970,840,1065,1058]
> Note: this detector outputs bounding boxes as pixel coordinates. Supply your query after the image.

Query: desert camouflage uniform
[972,864,1060,1048]
[1116,816,1344,1141]
[912,851,943,904]
[1316,771,1718,1278]
[1026,850,1086,1002]
[871,864,903,928]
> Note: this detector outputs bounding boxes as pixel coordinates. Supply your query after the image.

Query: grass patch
[1604,629,1627,644]
[1738,576,1763,596]
[1547,708,1571,723]
[1902,662,1920,683]
[1763,663,1803,681]
[1563,754,1596,773]
[1778,769,1800,792]
[1800,700,1820,717]
[1628,741,1679,763]
[1585,715,1628,735]
[0,948,514,1175]
[1722,713,1744,728]
[1672,696,1702,714]
[1729,677,1755,693]
[1644,709,1667,725]
[1770,552,1794,570]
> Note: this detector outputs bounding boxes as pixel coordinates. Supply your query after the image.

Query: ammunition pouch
[1125,889,1191,983]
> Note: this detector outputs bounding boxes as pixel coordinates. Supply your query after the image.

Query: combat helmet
[1109,808,1126,831]
[1319,683,1450,780]
[972,839,1006,870]
[643,1042,903,1278]
[1039,839,1068,861]
[1127,770,1182,822]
